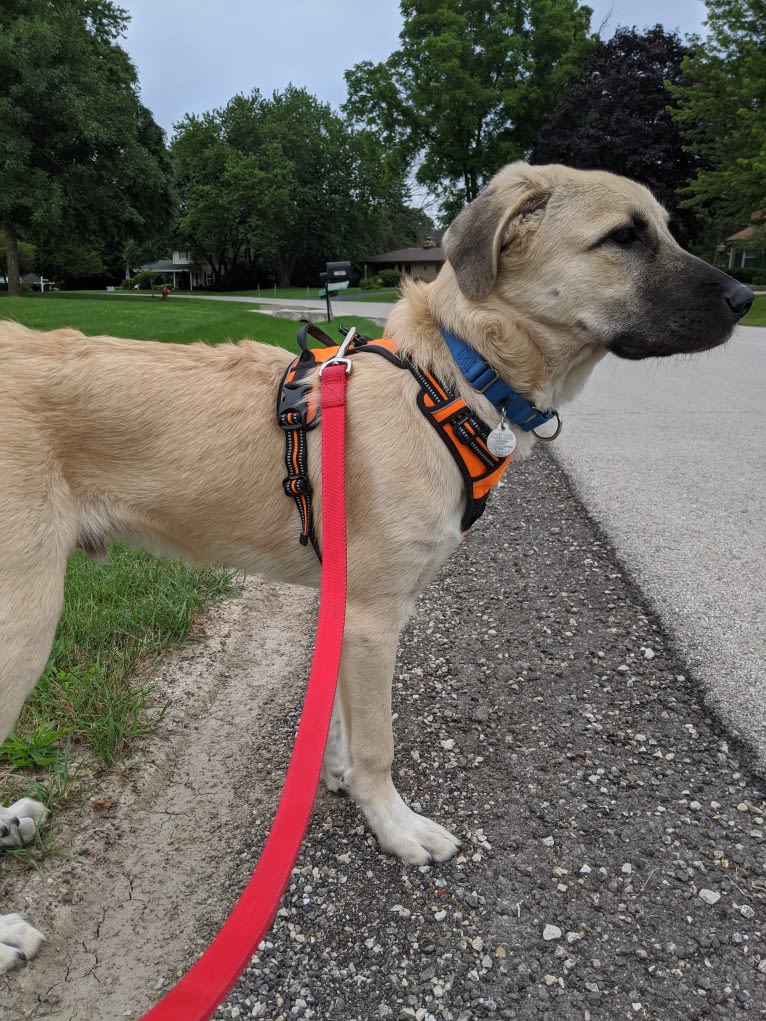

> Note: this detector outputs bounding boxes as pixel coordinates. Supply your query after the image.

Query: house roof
[727,226,758,243]
[365,246,445,264]
[726,210,765,243]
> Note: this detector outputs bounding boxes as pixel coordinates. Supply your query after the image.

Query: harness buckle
[283,475,310,496]
[474,368,500,394]
[278,409,306,431]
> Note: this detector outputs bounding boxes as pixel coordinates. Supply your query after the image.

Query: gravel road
[208,450,765,1021]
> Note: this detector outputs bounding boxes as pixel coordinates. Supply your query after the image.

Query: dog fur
[0,162,753,970]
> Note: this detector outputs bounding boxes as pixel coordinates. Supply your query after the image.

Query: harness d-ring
[533,410,563,442]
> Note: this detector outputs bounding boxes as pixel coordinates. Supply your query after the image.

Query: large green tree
[172,87,410,288]
[0,0,173,294]
[343,0,595,219]
[670,0,766,228]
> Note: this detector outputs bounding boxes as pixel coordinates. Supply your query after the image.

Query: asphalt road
[207,313,766,1021]
[551,325,766,773]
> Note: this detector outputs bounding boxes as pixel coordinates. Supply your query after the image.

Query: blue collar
[441,329,558,432]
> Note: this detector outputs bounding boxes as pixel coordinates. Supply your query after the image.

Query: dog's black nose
[725,281,754,319]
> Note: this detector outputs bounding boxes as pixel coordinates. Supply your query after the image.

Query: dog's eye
[609,225,640,247]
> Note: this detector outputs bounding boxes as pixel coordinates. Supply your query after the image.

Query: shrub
[727,267,756,283]
[377,269,401,288]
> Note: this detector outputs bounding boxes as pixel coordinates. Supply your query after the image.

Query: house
[363,238,445,283]
[725,213,765,271]
[138,251,213,289]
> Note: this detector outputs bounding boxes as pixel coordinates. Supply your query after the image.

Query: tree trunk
[277,251,295,288]
[3,224,21,297]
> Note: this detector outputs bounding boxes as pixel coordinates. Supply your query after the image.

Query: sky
[119,1,709,138]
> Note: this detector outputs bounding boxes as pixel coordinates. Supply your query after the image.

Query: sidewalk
[170,291,395,323]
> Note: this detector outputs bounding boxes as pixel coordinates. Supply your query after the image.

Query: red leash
[140,361,349,1021]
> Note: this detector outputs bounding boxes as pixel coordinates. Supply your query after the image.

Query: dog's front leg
[340,602,460,865]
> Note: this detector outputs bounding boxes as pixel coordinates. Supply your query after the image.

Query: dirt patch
[1,577,315,1020]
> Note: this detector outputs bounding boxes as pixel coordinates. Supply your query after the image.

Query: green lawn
[742,292,766,327]
[0,290,384,349]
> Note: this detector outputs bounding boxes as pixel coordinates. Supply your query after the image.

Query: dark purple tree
[533,25,700,245]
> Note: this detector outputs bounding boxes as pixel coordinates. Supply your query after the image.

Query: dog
[0,162,753,970]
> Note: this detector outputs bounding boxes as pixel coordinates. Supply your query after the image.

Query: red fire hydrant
[161,285,169,301]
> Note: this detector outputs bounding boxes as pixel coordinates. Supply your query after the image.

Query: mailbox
[325,261,351,281]
[320,261,352,321]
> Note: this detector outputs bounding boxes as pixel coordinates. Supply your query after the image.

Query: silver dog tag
[487,419,516,457]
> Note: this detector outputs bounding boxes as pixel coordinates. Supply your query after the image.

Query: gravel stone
[699,889,722,905]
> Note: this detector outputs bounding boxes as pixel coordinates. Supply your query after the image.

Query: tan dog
[0,162,753,969]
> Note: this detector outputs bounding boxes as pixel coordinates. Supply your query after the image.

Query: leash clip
[319,327,356,376]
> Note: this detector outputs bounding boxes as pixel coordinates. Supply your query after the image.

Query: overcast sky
[119,1,709,137]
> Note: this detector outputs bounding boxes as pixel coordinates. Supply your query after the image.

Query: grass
[0,550,242,826]
[742,292,766,327]
[0,292,382,848]
[0,290,385,349]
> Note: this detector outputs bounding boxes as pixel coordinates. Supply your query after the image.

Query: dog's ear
[443,172,550,301]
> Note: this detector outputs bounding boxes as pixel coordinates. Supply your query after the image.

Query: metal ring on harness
[532,411,563,442]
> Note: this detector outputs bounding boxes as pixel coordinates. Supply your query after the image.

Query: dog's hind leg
[0,555,66,749]
[0,533,67,970]
[321,694,351,796]
[341,600,461,865]
[0,560,63,837]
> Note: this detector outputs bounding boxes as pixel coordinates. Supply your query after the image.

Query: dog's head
[443,162,753,360]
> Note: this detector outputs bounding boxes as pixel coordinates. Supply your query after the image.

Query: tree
[170,111,247,289]
[172,87,411,288]
[0,239,35,283]
[343,0,595,219]
[533,26,700,244]
[670,0,766,229]
[0,0,174,294]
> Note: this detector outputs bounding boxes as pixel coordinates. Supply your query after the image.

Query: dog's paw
[321,705,351,796]
[0,914,44,973]
[320,764,349,797]
[363,791,461,865]
[0,798,50,849]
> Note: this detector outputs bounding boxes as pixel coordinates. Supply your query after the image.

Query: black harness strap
[276,355,322,557]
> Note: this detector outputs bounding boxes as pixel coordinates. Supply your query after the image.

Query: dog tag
[487,419,516,457]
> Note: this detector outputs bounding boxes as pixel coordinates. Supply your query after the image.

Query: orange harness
[277,328,512,554]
